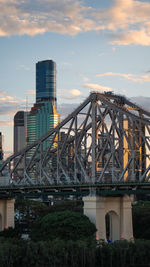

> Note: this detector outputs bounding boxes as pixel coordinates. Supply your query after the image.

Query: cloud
[0,0,150,46]
[97,72,150,83]
[84,83,114,92]
[69,89,82,97]
[111,29,150,46]
[0,0,98,37]
[62,62,72,67]
[0,91,18,104]
[19,64,31,71]
[0,121,13,126]
[131,96,150,112]
[0,91,25,115]
[58,89,82,100]
[83,77,89,82]
[26,90,35,95]
[58,103,78,118]
[100,0,150,46]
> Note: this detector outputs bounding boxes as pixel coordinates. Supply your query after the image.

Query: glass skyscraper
[27,102,60,154]
[27,59,60,154]
[36,60,56,104]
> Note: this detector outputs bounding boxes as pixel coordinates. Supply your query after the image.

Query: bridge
[0,92,150,241]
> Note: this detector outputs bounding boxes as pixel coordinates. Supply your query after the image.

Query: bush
[30,210,96,241]
[0,227,21,239]
[133,201,150,239]
[0,239,149,267]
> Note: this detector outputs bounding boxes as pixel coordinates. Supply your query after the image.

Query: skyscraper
[14,111,28,154]
[36,60,56,104]
[27,59,60,151]
[27,102,60,154]
[0,132,3,161]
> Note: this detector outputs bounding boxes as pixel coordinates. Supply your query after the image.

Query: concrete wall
[0,199,15,230]
[83,195,133,241]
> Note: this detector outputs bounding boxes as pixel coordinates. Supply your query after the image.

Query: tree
[15,199,50,233]
[30,210,96,241]
[133,200,150,239]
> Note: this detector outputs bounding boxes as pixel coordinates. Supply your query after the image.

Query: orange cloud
[26,90,35,95]
[0,121,13,126]
[97,72,150,82]
[0,0,150,45]
[111,29,150,46]
[58,89,82,99]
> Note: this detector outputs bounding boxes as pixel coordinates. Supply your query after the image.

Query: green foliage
[0,238,27,267]
[15,199,51,232]
[0,227,21,239]
[49,199,83,213]
[30,210,96,241]
[133,200,150,239]
[0,239,149,267]
[15,199,83,233]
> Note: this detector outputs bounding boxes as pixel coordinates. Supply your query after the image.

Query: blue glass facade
[36,60,56,104]
[27,102,60,155]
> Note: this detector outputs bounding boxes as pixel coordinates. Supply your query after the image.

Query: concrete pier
[0,199,15,230]
[83,195,133,241]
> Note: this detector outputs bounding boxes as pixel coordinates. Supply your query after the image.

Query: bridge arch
[105,210,120,242]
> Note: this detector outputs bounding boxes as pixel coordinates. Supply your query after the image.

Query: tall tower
[36,60,56,104]
[27,59,60,150]
[14,111,28,153]
[0,132,3,161]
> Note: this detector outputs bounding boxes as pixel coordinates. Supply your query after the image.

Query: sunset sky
[1,0,150,157]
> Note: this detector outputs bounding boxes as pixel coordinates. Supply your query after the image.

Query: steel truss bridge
[1,92,150,197]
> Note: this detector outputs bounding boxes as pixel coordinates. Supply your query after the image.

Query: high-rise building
[27,101,60,153]
[14,111,28,154]
[27,59,60,153]
[36,60,56,104]
[0,132,3,161]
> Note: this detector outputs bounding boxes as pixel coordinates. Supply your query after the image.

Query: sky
[1,0,150,157]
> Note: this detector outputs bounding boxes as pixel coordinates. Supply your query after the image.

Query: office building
[14,111,28,154]
[27,101,60,152]
[0,132,3,161]
[27,59,60,153]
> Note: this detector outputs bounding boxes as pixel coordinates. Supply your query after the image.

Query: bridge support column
[83,195,133,241]
[0,199,15,230]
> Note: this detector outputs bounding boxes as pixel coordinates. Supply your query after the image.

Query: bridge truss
[1,92,150,187]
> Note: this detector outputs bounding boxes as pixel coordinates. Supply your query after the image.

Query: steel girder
[0,92,150,186]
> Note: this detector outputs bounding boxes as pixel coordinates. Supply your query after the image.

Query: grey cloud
[0,103,20,115]
[58,103,78,119]
[130,96,150,112]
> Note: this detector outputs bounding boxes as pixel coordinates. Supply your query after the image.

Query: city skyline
[1,0,150,157]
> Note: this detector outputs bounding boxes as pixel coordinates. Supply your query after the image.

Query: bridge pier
[0,199,15,230]
[83,195,133,241]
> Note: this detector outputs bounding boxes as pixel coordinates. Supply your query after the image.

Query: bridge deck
[0,182,150,198]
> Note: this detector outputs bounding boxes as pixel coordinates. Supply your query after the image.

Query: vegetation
[0,199,149,266]
[15,198,83,233]
[0,238,149,267]
[30,210,96,241]
[132,200,150,239]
